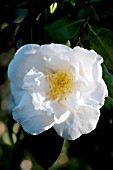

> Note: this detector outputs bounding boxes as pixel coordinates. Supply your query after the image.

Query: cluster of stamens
[46,71,74,102]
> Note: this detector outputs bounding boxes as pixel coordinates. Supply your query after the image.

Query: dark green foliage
[23,129,64,169]
[44,18,85,43]
[89,27,113,72]
[9,128,64,170]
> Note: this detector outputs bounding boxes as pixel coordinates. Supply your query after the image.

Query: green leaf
[104,96,113,111]
[9,128,64,169]
[102,64,113,99]
[0,23,18,52]
[15,18,46,49]
[89,0,102,3]
[90,5,100,22]
[23,128,64,169]
[44,18,85,43]
[88,26,113,72]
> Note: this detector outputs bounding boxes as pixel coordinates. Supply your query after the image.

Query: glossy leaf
[89,0,102,3]
[8,0,56,9]
[90,5,100,22]
[15,17,46,49]
[102,64,113,99]
[44,18,85,43]
[89,26,113,72]
[9,128,64,169]
[104,96,113,111]
[0,23,18,52]
[23,128,64,169]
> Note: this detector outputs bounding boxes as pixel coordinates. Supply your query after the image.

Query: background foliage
[0,0,113,169]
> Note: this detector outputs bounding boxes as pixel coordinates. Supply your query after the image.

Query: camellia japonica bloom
[8,43,108,140]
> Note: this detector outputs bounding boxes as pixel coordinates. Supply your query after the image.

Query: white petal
[75,105,100,134]
[61,91,81,110]
[39,43,72,55]
[54,113,81,140]
[72,47,102,82]
[8,44,73,88]
[73,46,98,65]
[23,67,49,95]
[92,54,103,81]
[45,55,71,72]
[31,93,45,110]
[8,44,46,88]
[54,105,100,140]
[50,101,70,124]
[39,44,72,72]
[83,80,108,108]
[68,47,107,109]
[12,93,55,134]
[10,82,26,106]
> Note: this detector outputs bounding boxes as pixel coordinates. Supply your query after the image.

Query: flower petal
[54,105,100,140]
[73,46,98,65]
[10,82,26,106]
[83,80,108,108]
[50,101,70,124]
[72,47,102,82]
[61,91,81,110]
[12,93,55,134]
[54,113,81,140]
[23,67,49,95]
[8,44,46,88]
[75,105,100,134]
[8,44,73,88]
[39,43,72,55]
[39,43,72,72]
[92,54,103,81]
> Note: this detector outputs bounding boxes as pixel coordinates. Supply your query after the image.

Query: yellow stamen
[46,71,74,102]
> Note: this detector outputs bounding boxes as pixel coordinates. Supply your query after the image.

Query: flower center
[47,71,74,102]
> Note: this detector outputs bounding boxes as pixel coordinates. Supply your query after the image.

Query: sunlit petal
[8,44,47,88]
[50,101,70,124]
[13,93,55,134]
[54,105,100,140]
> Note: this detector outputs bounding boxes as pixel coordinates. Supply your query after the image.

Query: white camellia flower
[8,43,108,140]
